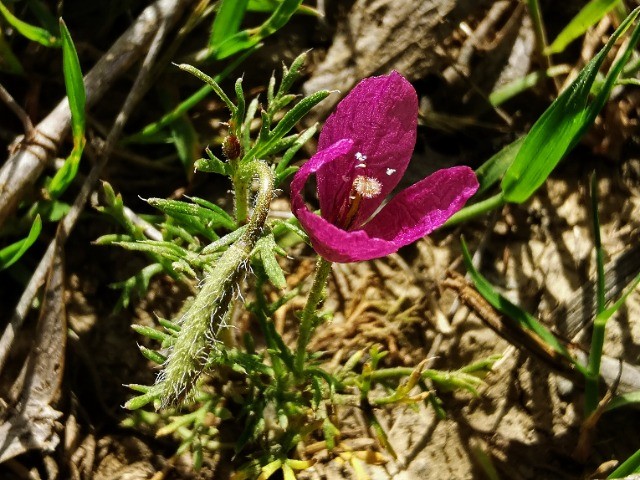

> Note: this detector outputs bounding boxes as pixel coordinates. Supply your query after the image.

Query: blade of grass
[501,7,640,204]
[0,0,59,47]
[0,215,42,270]
[209,0,249,48]
[607,448,640,478]
[460,237,584,372]
[489,65,570,106]
[214,0,302,60]
[48,19,86,198]
[545,0,622,55]
[248,0,318,16]
[605,391,640,411]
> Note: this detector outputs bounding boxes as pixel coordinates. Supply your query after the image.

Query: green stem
[233,172,249,225]
[444,192,505,227]
[295,257,332,375]
[585,314,606,415]
[158,160,273,407]
[585,173,605,416]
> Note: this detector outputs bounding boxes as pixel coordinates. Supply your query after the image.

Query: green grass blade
[49,146,84,198]
[0,0,59,47]
[248,0,318,15]
[607,447,640,478]
[215,0,302,60]
[475,137,525,196]
[0,215,42,270]
[606,391,640,411]
[460,237,579,367]
[501,7,640,204]
[489,65,570,106]
[49,19,86,198]
[545,0,622,55]
[59,19,85,146]
[210,0,249,48]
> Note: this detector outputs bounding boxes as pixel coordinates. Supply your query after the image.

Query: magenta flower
[291,72,479,263]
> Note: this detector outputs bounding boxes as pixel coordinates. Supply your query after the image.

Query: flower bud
[222,134,242,160]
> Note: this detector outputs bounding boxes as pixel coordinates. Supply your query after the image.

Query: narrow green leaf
[608,447,640,478]
[255,234,286,289]
[188,196,236,226]
[460,237,580,368]
[132,324,173,344]
[195,148,230,176]
[0,0,59,47]
[200,225,247,254]
[215,0,303,60]
[148,197,236,231]
[49,144,84,198]
[599,270,640,323]
[474,136,525,196]
[501,8,640,203]
[140,346,167,364]
[546,0,622,55]
[0,214,42,270]
[249,90,330,159]
[210,0,249,48]
[59,19,85,144]
[177,63,235,113]
[489,65,570,106]
[606,391,640,411]
[49,19,86,198]
[125,390,159,410]
[277,50,307,97]
[248,0,318,16]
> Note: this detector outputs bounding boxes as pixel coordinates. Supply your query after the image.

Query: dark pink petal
[290,138,354,231]
[362,166,479,246]
[316,71,418,227]
[291,138,399,262]
[294,208,399,263]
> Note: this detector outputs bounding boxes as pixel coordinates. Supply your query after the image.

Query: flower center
[337,175,382,230]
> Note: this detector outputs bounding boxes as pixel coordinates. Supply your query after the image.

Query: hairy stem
[295,257,332,375]
[157,160,273,407]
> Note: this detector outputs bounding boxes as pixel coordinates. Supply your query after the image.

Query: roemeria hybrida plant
[291,72,479,263]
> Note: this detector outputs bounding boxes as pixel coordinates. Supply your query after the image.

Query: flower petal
[291,138,399,262]
[362,166,479,247]
[316,71,418,227]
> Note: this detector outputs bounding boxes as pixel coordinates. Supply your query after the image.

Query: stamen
[386,168,396,176]
[355,151,367,162]
[336,174,383,230]
[353,175,382,198]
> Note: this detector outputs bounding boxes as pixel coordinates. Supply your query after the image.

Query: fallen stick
[443,272,640,394]
[0,0,193,230]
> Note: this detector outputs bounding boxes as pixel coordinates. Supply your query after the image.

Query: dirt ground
[1,1,640,479]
